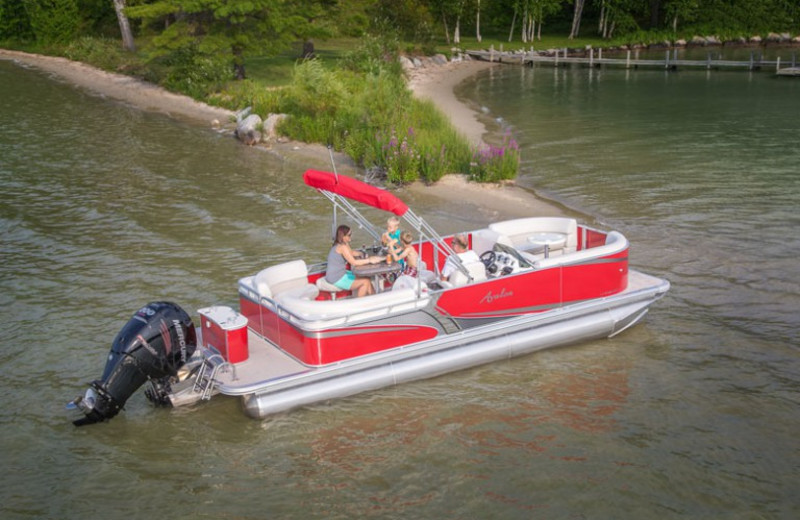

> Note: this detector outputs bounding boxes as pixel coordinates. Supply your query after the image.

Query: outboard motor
[68,302,197,426]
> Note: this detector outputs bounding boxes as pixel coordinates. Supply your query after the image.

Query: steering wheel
[480,250,496,268]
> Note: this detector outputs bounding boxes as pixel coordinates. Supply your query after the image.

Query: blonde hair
[387,216,400,227]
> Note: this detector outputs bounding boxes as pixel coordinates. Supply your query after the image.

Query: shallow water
[2,59,799,518]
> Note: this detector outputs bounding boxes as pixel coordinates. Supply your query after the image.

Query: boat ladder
[192,353,234,401]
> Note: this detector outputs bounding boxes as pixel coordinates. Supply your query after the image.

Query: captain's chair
[449,259,488,287]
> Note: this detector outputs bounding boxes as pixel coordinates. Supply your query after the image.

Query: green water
[2,58,799,518]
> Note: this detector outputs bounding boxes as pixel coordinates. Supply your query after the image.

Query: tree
[112,0,135,51]
[0,0,34,41]
[475,0,481,42]
[531,0,561,40]
[22,0,80,42]
[127,0,302,80]
[568,0,586,39]
[664,0,699,33]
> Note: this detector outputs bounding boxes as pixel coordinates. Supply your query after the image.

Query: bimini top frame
[303,169,470,279]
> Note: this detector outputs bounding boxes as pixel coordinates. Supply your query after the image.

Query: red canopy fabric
[303,170,409,216]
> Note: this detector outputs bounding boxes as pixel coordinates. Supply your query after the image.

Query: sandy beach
[0,48,564,218]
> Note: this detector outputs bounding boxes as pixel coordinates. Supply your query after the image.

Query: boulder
[262,114,287,142]
[690,35,707,46]
[235,114,262,146]
[750,35,763,43]
[399,55,414,71]
[432,54,448,65]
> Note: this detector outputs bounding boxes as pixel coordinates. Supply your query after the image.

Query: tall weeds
[222,38,519,184]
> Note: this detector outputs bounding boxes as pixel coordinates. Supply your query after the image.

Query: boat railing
[532,231,628,269]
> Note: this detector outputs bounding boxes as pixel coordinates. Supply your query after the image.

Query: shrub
[377,127,421,184]
[154,46,234,100]
[469,133,520,183]
[63,36,126,70]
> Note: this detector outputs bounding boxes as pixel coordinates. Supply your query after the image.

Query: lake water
[2,57,799,519]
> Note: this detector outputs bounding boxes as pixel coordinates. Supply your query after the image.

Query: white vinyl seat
[418,260,437,285]
[315,276,342,300]
[449,260,487,287]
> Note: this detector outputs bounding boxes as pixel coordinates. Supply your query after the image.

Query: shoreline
[0,48,566,219]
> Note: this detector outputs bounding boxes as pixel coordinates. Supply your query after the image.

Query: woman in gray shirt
[325,225,381,297]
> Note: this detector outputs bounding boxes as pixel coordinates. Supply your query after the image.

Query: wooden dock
[467,48,799,75]
[777,67,800,76]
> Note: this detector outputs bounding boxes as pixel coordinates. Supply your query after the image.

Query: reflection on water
[2,58,800,518]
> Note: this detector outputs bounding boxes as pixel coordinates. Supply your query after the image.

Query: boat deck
[214,331,308,390]
[213,269,666,395]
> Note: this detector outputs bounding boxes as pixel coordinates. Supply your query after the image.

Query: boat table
[524,232,567,258]
[353,257,403,292]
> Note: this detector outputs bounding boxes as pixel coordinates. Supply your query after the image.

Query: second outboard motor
[68,302,197,426]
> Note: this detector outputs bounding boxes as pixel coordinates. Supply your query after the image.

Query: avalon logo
[480,288,513,304]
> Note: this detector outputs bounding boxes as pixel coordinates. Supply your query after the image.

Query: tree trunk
[672,14,678,33]
[302,40,315,59]
[598,4,605,34]
[112,0,135,52]
[508,8,517,42]
[529,16,535,42]
[233,47,246,80]
[442,12,451,45]
[650,0,661,28]
[569,0,586,39]
[454,16,460,44]
[475,0,481,43]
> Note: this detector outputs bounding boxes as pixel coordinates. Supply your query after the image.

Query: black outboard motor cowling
[69,302,197,426]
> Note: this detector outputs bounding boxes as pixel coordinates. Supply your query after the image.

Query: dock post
[665,50,670,69]
[749,51,754,70]
[490,44,494,62]
[776,56,781,72]
[599,48,603,60]
[589,47,594,67]
[555,49,559,67]
[707,52,712,70]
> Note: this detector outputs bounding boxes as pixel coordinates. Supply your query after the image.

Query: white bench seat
[488,217,578,256]
[276,288,429,329]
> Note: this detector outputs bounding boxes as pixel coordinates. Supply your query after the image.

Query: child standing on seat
[389,231,419,277]
[381,216,402,249]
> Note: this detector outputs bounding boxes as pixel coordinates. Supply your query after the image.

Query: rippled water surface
[2,58,799,518]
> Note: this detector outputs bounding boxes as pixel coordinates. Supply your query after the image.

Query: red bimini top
[303,170,409,217]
